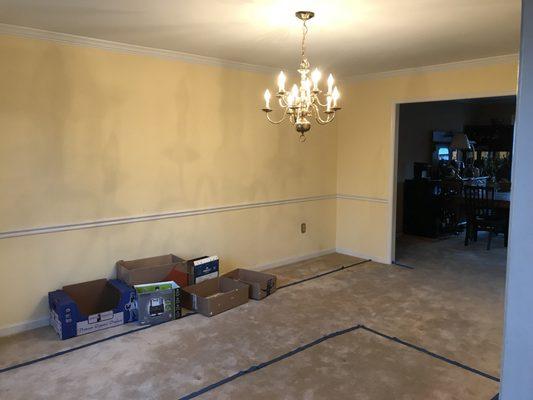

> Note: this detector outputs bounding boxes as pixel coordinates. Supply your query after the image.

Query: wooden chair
[463,185,508,250]
[440,180,465,235]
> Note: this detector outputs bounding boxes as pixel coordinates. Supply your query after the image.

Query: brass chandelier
[262,11,341,141]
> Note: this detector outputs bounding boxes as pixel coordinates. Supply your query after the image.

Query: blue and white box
[48,279,137,340]
[186,255,219,284]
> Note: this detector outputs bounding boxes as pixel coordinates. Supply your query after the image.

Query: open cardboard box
[223,268,277,300]
[116,254,188,287]
[182,277,249,317]
[49,279,137,340]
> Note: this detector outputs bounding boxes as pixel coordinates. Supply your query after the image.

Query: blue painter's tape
[359,325,500,382]
[392,261,415,270]
[178,324,363,400]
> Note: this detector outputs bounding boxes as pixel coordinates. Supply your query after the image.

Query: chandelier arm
[312,103,335,124]
[278,96,288,108]
[266,108,289,124]
[315,112,335,125]
[313,94,328,108]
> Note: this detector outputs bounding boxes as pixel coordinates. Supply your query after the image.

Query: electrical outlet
[301,223,307,233]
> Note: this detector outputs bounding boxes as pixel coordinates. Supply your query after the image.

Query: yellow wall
[0,35,338,331]
[0,33,520,332]
[336,61,519,262]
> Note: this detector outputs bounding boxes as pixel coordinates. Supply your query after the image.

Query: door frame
[387,90,517,263]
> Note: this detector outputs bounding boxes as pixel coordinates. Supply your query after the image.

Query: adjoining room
[395,96,515,269]
[1,1,532,399]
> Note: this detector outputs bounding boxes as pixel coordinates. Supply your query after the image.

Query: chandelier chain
[301,20,308,61]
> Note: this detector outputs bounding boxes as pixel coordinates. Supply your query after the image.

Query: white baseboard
[250,248,337,271]
[335,247,390,265]
[0,316,49,338]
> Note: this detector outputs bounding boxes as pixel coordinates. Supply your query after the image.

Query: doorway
[390,95,516,265]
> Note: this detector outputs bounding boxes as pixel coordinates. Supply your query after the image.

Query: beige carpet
[0,243,505,399]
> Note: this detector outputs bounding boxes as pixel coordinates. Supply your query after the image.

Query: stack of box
[116,254,187,324]
[48,251,280,339]
[182,267,277,317]
[133,281,180,325]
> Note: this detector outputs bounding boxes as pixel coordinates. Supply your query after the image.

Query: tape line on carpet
[178,323,500,399]
[178,324,363,400]
[277,259,372,290]
[0,259,372,374]
[0,312,196,374]
[392,261,415,270]
[359,325,500,382]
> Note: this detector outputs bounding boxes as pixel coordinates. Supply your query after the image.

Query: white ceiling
[0,0,521,76]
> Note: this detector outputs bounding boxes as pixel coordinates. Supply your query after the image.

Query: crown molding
[347,54,519,82]
[0,23,517,81]
[0,23,277,74]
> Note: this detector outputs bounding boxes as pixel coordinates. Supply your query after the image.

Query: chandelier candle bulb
[291,84,299,98]
[327,74,334,95]
[264,90,271,110]
[304,80,311,98]
[311,68,321,90]
[277,71,286,93]
[332,87,340,108]
[260,11,343,140]
[287,94,295,107]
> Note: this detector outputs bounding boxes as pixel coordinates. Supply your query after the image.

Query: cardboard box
[116,254,188,287]
[134,281,181,325]
[182,277,249,317]
[223,269,277,300]
[48,279,137,340]
[185,256,219,285]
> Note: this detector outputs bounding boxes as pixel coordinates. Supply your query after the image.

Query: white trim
[393,90,517,106]
[0,195,337,240]
[0,194,391,240]
[335,247,389,265]
[250,248,337,271]
[0,316,49,337]
[0,23,276,74]
[348,54,519,82]
[337,193,389,204]
[389,103,401,264]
